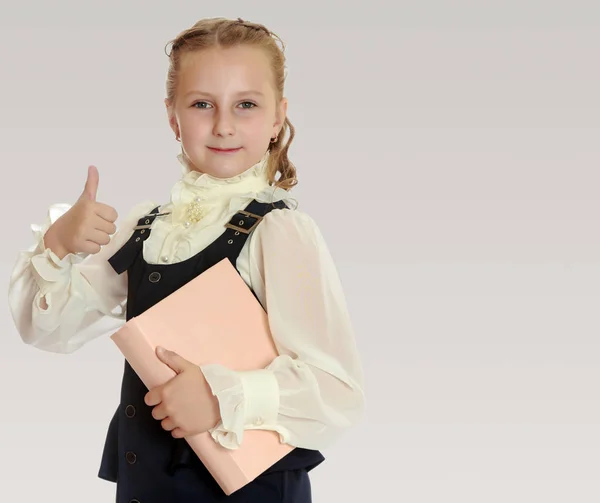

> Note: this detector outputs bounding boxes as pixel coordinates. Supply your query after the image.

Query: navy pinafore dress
[97,199,325,502]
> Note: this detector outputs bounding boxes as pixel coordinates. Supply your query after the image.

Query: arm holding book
[145,345,221,438]
[200,208,365,451]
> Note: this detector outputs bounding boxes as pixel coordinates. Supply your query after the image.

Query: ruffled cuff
[200,363,280,450]
[27,204,89,316]
[29,204,88,283]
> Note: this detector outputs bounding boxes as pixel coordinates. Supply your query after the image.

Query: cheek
[241,112,272,136]
[177,108,209,129]
[180,112,206,131]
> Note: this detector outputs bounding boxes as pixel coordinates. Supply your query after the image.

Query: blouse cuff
[29,205,88,284]
[200,363,280,450]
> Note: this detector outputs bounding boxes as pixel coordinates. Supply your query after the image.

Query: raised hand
[43,165,118,259]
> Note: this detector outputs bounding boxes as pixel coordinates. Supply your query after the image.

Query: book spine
[111,319,248,494]
[110,319,176,390]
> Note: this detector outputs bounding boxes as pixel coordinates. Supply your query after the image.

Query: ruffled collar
[167,150,272,226]
[177,150,269,187]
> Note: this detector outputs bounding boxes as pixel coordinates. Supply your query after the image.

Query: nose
[212,108,236,137]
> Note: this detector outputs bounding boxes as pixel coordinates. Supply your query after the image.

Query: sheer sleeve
[201,208,365,450]
[8,200,156,353]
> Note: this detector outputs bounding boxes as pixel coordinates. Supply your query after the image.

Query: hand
[43,165,118,259]
[145,346,221,439]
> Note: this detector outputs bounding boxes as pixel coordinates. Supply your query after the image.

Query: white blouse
[8,152,365,451]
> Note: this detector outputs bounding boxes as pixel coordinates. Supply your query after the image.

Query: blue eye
[191,101,256,110]
[193,101,211,109]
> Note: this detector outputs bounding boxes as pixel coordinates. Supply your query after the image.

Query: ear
[165,98,180,138]
[273,97,288,136]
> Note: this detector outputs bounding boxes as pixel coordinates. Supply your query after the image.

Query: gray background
[1,1,599,501]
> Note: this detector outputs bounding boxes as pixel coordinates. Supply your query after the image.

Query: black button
[125,451,137,464]
[148,272,161,283]
[125,405,136,418]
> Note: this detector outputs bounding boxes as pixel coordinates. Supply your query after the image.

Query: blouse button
[125,405,136,418]
[149,272,161,283]
[254,417,264,426]
[184,221,191,228]
[161,256,169,263]
[125,451,137,464]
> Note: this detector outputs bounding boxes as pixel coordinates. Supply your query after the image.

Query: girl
[8,17,364,503]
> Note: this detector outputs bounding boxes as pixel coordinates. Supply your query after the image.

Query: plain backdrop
[1,1,599,502]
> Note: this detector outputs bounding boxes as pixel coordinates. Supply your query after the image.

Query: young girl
[8,17,364,502]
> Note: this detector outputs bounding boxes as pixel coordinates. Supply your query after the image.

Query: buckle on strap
[132,211,171,230]
[224,210,263,234]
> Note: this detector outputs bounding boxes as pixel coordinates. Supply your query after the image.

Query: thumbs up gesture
[43,166,119,259]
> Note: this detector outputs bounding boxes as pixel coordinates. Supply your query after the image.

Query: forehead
[178,45,274,95]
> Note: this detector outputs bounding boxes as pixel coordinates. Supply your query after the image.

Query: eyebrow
[184,90,265,98]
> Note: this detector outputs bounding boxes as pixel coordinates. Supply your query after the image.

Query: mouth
[207,146,242,154]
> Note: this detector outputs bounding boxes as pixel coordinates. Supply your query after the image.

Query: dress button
[126,451,137,464]
[125,405,136,418]
[148,272,161,283]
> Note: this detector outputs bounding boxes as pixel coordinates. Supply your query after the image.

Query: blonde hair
[164,17,297,191]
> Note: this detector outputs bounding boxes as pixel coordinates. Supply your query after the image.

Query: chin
[193,160,248,179]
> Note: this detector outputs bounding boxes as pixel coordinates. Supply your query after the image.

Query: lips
[208,146,242,152]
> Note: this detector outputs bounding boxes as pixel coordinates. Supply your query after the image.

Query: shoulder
[259,206,322,238]
[116,200,162,234]
[250,206,328,256]
[127,200,164,218]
